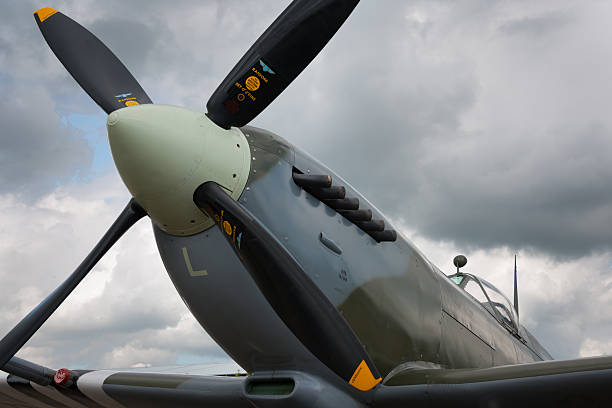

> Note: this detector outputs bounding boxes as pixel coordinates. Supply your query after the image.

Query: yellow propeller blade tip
[34,7,58,23]
[349,360,382,391]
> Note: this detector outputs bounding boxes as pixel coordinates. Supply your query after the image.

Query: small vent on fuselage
[292,168,397,242]
[246,378,295,396]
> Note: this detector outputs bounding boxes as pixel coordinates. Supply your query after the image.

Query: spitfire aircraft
[1,1,612,407]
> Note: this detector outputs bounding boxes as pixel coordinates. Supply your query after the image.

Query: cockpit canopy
[449,273,519,333]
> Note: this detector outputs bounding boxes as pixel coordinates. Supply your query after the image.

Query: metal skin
[152,123,552,389]
[0,105,558,407]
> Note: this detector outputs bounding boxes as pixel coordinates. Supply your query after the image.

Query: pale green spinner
[107,105,251,236]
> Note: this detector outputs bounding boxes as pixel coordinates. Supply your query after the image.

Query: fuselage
[150,121,551,381]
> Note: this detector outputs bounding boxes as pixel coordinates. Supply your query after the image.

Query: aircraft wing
[3,356,612,407]
[1,367,249,408]
[375,355,612,407]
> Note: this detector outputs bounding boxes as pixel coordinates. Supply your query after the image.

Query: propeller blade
[206,0,359,129]
[34,7,152,114]
[2,356,55,386]
[194,182,381,391]
[0,199,146,368]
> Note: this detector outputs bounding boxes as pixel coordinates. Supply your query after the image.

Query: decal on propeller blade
[222,58,282,115]
[224,99,239,114]
[117,96,140,107]
[259,59,275,75]
[245,76,260,91]
[251,67,269,83]
[233,82,256,101]
[213,211,242,249]
[115,93,132,98]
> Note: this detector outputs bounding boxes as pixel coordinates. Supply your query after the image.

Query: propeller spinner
[107,105,250,235]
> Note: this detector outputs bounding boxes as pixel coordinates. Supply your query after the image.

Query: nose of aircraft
[107,104,251,236]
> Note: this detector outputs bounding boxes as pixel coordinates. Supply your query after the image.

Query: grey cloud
[520,257,612,358]
[87,18,162,79]
[251,0,612,260]
[499,12,573,37]
[0,180,229,369]
[0,0,95,199]
[404,122,612,259]
[0,81,92,200]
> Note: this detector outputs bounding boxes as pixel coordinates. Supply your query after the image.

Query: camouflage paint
[154,125,551,384]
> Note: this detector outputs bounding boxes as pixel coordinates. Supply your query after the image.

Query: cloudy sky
[1,0,612,371]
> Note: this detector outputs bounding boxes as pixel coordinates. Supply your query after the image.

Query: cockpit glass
[449,273,518,332]
[480,278,517,329]
[463,279,489,304]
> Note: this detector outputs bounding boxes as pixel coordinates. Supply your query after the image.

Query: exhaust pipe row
[292,170,396,242]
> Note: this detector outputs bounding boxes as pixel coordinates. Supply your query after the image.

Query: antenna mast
[513,254,519,321]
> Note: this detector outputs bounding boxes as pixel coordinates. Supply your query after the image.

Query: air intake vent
[246,378,295,395]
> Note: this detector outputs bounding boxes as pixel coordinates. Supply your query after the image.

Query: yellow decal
[234,82,256,101]
[34,7,58,22]
[251,67,269,83]
[125,100,139,107]
[237,93,245,102]
[182,247,208,276]
[223,220,232,235]
[245,76,260,91]
[349,360,382,391]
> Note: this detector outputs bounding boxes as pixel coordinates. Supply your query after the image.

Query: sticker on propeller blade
[259,59,276,75]
[212,210,243,249]
[115,93,132,98]
[117,96,139,106]
[222,57,284,119]
[233,82,256,101]
[224,99,239,114]
[223,221,232,236]
[226,58,278,99]
[252,63,272,84]
[245,76,260,91]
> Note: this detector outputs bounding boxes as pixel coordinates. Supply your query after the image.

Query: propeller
[7,0,369,390]
[206,0,359,129]
[194,182,382,391]
[0,8,152,378]
[34,7,152,114]
[0,200,146,369]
